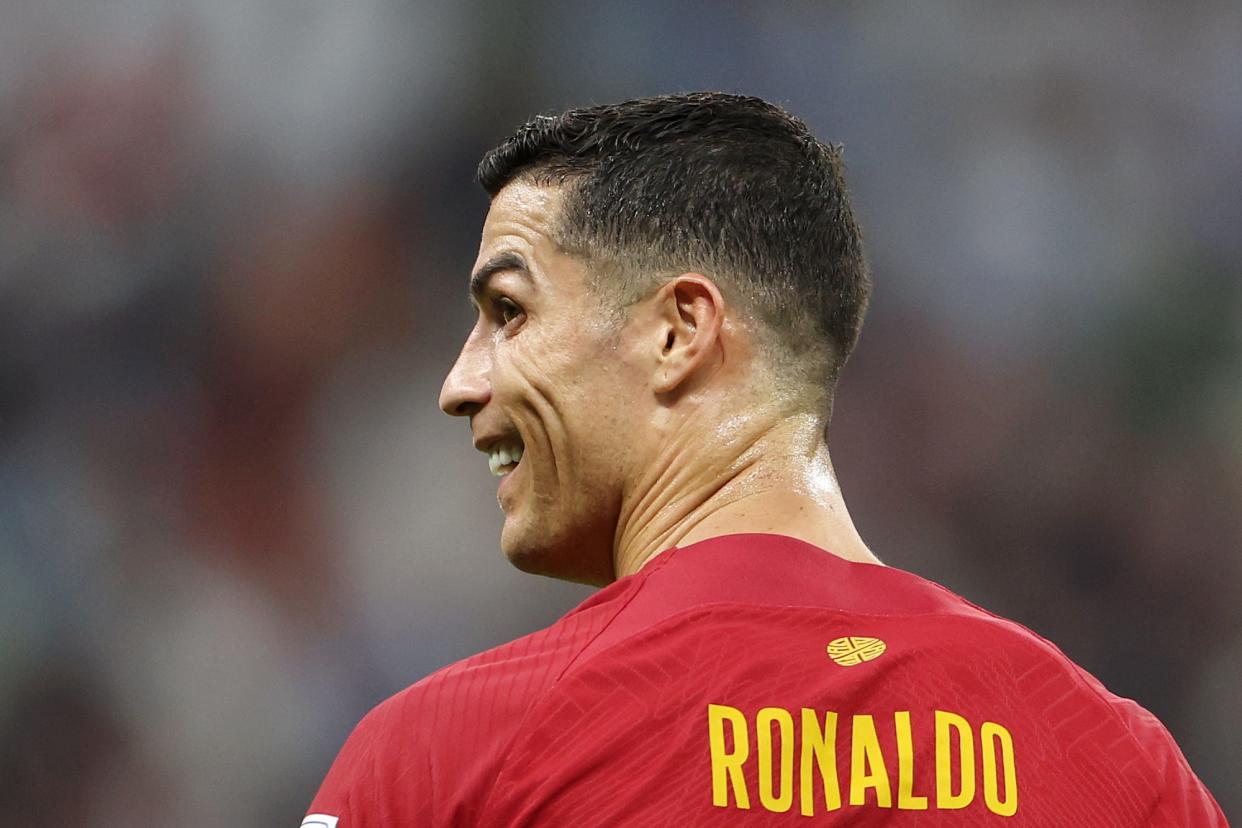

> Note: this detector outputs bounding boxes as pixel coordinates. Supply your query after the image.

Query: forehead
[475,180,566,272]
[472,180,597,308]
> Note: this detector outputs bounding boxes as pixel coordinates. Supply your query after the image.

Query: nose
[439,331,491,417]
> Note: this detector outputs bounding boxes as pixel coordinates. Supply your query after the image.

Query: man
[305,93,1225,825]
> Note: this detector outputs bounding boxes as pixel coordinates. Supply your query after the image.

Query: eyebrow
[469,251,532,308]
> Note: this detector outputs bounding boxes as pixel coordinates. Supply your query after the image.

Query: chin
[500,520,615,586]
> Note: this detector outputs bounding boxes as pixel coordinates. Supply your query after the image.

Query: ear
[652,274,725,395]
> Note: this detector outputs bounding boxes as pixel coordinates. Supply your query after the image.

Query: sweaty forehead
[475,181,566,269]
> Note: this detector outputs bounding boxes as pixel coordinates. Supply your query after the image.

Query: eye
[494,297,524,327]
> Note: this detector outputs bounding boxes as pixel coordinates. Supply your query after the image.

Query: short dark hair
[477,92,871,415]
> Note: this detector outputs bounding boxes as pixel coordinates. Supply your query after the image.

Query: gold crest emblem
[826,636,887,666]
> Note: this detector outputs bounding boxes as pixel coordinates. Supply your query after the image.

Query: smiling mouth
[487,440,525,476]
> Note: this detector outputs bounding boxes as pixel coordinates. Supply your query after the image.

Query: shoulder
[856,599,1227,823]
[306,637,574,826]
[306,574,648,825]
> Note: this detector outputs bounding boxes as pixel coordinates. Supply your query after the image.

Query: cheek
[491,338,582,462]
[499,328,591,409]
[498,328,637,470]
[568,364,643,476]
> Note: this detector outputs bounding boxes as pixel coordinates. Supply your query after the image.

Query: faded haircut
[477,92,872,418]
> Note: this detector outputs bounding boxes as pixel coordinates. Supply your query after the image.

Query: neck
[612,411,882,579]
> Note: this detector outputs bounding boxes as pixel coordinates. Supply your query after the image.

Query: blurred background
[1,0,1238,823]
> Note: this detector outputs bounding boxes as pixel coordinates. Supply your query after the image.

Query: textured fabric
[306,533,1226,826]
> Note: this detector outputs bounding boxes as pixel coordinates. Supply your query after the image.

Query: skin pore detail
[440,179,880,587]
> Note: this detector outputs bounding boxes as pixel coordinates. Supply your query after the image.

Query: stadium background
[1,1,1238,823]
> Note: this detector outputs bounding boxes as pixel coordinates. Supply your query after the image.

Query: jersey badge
[826,635,887,666]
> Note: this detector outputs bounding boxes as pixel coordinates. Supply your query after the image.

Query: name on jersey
[708,704,1017,817]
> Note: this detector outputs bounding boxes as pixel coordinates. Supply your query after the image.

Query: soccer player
[304,93,1226,826]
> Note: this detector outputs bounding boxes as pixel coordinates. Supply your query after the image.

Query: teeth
[487,443,524,476]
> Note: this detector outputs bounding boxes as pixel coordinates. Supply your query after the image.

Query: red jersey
[305,533,1225,826]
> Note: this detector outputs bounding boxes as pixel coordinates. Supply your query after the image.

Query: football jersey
[305,532,1226,826]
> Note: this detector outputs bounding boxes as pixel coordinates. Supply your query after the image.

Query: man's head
[440,92,871,585]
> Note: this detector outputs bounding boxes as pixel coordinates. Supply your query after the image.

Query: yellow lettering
[710,703,1012,816]
[894,711,929,809]
[849,714,893,807]
[708,704,750,809]
[981,721,1018,816]
[799,709,841,815]
[756,707,794,813]
[935,710,975,809]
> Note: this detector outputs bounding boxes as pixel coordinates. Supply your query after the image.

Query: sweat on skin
[438,180,882,587]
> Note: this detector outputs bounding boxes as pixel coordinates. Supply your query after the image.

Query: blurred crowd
[1,1,1238,824]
